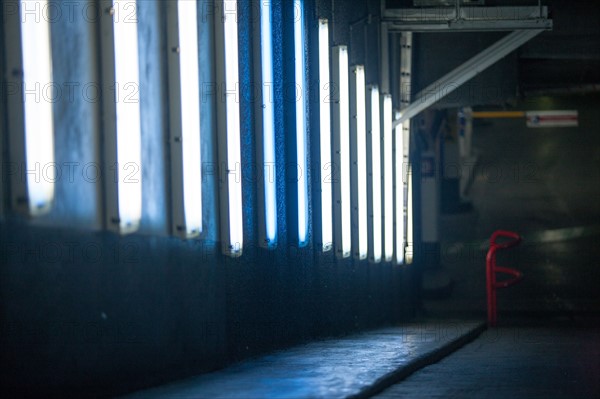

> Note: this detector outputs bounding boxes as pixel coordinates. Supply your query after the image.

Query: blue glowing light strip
[294,0,308,246]
[334,46,351,258]
[318,19,332,252]
[261,1,277,245]
[223,0,243,255]
[354,66,368,259]
[112,0,142,233]
[369,86,382,263]
[382,94,394,262]
[177,0,202,236]
[19,0,55,215]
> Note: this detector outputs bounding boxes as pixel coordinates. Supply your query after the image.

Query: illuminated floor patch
[524,225,600,243]
[123,322,484,399]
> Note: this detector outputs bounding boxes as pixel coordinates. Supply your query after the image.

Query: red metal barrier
[486,230,523,327]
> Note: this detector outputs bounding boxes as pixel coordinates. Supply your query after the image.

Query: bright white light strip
[20,0,54,214]
[354,66,368,259]
[335,46,351,257]
[177,0,202,236]
[318,19,332,252]
[223,0,243,254]
[294,0,308,246]
[395,113,405,264]
[339,49,351,257]
[382,95,394,262]
[112,0,142,232]
[399,32,412,264]
[369,87,382,263]
[260,1,277,244]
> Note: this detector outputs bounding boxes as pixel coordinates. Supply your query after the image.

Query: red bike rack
[486,230,523,327]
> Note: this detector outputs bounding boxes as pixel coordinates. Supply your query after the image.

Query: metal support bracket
[393,29,544,128]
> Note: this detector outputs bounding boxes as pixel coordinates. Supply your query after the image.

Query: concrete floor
[373,326,600,399]
[122,322,485,399]
[378,93,600,397]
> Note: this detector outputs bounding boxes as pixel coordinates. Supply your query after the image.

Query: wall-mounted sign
[526,110,578,128]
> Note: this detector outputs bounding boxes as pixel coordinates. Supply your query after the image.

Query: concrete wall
[520,0,600,92]
[413,31,519,108]
[0,1,417,396]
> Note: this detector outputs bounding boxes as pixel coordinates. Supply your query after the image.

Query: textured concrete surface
[123,321,484,399]
[374,326,600,399]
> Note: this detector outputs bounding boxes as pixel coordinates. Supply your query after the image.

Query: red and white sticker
[526,110,578,128]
